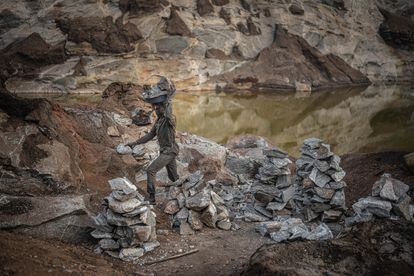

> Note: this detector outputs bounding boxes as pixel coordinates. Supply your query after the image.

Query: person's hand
[126,142,136,148]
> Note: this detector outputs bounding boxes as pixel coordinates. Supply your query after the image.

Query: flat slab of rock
[185,190,211,211]
[0,195,89,229]
[106,209,142,226]
[108,178,137,194]
[372,174,409,202]
[107,196,142,214]
[306,223,333,240]
[309,168,331,188]
[119,247,144,261]
[353,196,392,218]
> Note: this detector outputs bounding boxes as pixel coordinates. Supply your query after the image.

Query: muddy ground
[0,221,268,276]
[244,220,414,276]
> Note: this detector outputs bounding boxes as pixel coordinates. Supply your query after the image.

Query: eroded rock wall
[0,0,413,93]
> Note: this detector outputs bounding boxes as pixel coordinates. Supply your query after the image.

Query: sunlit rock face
[173,85,414,155]
[0,0,413,93]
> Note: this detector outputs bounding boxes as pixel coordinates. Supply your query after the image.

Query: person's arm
[127,124,156,147]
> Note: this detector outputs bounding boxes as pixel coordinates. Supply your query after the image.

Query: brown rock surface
[219,7,232,24]
[379,8,414,51]
[289,4,304,15]
[212,0,229,6]
[119,0,168,15]
[165,8,193,37]
[56,16,142,53]
[197,0,214,17]
[212,26,370,90]
[0,32,66,85]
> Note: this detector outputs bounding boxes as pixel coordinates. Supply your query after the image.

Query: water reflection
[173,85,414,156]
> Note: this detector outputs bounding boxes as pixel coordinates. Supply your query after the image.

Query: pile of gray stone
[256,217,333,243]
[91,177,159,261]
[163,171,232,234]
[294,138,346,222]
[253,147,294,217]
[347,174,413,225]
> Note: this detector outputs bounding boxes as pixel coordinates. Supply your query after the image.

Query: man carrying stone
[127,77,179,205]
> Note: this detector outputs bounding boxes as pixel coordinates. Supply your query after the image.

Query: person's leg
[166,156,179,182]
[147,153,175,201]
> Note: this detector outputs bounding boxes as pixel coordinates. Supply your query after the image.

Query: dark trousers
[147,153,179,195]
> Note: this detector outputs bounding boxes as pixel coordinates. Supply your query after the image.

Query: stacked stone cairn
[253,147,294,219]
[347,174,413,225]
[163,171,232,235]
[294,138,346,222]
[91,177,159,261]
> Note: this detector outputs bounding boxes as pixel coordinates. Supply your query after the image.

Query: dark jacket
[135,102,179,155]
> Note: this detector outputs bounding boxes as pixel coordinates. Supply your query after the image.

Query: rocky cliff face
[0,0,413,93]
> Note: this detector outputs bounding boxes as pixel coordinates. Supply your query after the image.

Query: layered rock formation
[1,0,413,93]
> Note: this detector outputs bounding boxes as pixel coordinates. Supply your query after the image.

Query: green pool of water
[20,84,414,156]
[173,85,414,156]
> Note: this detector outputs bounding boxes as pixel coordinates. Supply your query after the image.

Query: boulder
[106,209,142,226]
[322,210,342,222]
[217,219,232,230]
[119,248,144,261]
[392,196,412,221]
[164,200,180,215]
[176,207,189,221]
[185,190,211,211]
[0,195,89,229]
[155,36,189,54]
[91,229,113,239]
[166,8,192,37]
[108,178,137,194]
[270,230,291,243]
[112,190,140,202]
[197,0,214,16]
[180,221,195,235]
[140,210,156,227]
[93,213,114,233]
[107,196,142,214]
[143,241,160,252]
[372,174,409,202]
[309,168,331,188]
[330,190,346,209]
[56,16,142,54]
[188,210,204,230]
[352,196,392,218]
[256,221,283,237]
[281,186,295,202]
[130,225,152,242]
[266,201,287,212]
[122,206,148,217]
[289,4,304,15]
[107,126,120,137]
[378,8,414,51]
[200,203,217,228]
[306,223,333,240]
[99,239,119,250]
